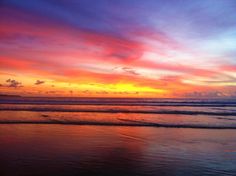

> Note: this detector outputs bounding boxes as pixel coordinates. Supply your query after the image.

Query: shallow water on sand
[0,97,236,129]
[0,125,236,176]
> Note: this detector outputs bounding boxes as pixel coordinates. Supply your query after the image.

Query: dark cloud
[122,67,139,75]
[113,67,139,76]
[6,79,23,88]
[35,80,45,85]
[109,50,142,61]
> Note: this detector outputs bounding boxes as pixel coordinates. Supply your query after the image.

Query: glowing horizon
[0,0,236,98]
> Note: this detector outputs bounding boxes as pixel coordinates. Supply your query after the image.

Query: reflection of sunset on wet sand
[1,125,236,175]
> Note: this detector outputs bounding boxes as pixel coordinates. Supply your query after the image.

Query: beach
[0,97,236,176]
[0,125,236,176]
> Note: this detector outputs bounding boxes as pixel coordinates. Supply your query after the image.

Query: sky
[0,0,236,98]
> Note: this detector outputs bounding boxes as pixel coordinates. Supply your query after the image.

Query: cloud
[113,67,139,76]
[185,91,225,98]
[122,67,139,76]
[82,90,90,94]
[35,80,45,85]
[5,79,23,88]
[45,91,56,94]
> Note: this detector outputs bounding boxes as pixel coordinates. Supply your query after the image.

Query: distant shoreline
[0,94,21,97]
[0,95,235,100]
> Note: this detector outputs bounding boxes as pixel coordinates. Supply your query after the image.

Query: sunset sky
[0,0,236,98]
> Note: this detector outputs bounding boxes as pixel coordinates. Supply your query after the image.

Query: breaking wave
[0,106,236,116]
[0,119,235,129]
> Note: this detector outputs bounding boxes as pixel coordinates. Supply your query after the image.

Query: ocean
[0,97,236,175]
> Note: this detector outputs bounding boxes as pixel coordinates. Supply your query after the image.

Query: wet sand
[0,124,235,176]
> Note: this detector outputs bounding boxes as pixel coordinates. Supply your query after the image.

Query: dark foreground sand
[0,124,236,176]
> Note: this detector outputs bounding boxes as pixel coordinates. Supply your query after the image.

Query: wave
[0,120,235,129]
[1,106,236,116]
[1,98,236,107]
[1,103,236,107]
